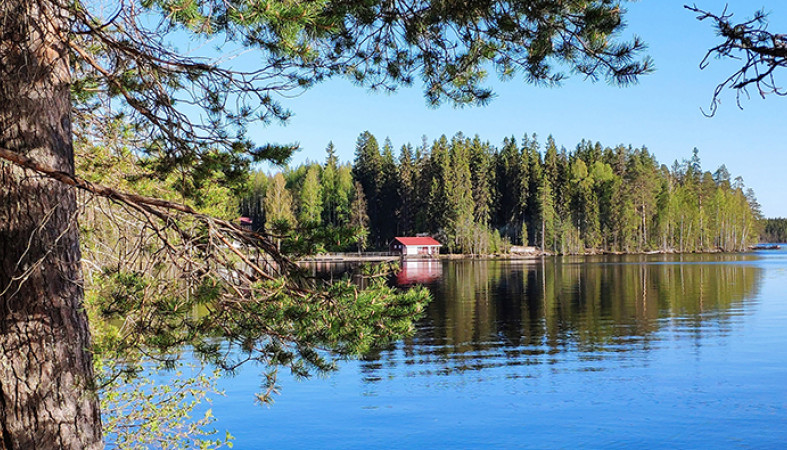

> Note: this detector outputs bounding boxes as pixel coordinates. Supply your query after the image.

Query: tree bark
[0,1,103,448]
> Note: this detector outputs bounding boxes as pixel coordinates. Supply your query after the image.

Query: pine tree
[626,148,661,251]
[321,143,340,226]
[713,164,732,189]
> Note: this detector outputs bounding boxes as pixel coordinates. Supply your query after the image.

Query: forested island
[241,132,763,255]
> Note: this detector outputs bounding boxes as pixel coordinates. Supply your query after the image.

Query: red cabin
[389,237,442,257]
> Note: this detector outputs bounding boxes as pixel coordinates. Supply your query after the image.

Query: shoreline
[297,246,774,263]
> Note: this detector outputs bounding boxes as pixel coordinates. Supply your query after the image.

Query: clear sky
[249,1,787,217]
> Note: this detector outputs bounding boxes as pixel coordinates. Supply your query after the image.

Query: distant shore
[297,246,778,263]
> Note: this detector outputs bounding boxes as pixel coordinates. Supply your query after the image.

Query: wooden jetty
[298,252,399,263]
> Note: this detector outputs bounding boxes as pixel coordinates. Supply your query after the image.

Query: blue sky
[249,1,787,217]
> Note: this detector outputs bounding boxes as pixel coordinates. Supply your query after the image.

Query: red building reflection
[396,260,443,285]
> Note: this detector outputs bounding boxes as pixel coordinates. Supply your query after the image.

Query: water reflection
[361,254,763,380]
[396,260,443,285]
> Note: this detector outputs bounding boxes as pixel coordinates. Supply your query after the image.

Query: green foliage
[298,164,324,226]
[264,173,297,231]
[321,143,354,226]
[396,144,416,236]
[128,0,652,109]
[350,181,371,252]
[77,120,430,447]
[97,359,233,449]
[352,132,386,247]
[239,171,268,228]
[262,132,762,255]
[761,218,787,243]
[85,261,429,385]
[237,268,428,387]
[81,216,429,441]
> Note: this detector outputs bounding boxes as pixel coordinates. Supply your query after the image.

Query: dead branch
[685,4,787,116]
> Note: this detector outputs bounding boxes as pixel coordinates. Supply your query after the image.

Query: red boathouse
[389,237,442,257]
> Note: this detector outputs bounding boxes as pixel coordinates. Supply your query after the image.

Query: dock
[298,252,399,263]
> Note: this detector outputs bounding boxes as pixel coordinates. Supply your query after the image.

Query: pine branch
[686,4,787,116]
[0,146,295,280]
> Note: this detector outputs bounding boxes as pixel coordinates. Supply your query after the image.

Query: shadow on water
[358,254,763,381]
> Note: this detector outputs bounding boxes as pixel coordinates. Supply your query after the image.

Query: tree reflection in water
[362,254,762,380]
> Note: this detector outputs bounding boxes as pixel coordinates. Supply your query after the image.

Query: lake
[210,250,787,448]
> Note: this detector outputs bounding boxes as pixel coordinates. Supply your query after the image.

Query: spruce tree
[397,144,416,236]
[321,143,340,226]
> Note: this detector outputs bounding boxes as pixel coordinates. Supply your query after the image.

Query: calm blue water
[210,249,787,448]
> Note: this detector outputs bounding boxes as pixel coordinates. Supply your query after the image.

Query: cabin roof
[392,237,442,247]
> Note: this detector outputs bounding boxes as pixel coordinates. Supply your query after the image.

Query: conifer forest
[241,132,763,255]
[761,218,787,243]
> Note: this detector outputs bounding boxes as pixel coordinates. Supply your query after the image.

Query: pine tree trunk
[0,1,103,448]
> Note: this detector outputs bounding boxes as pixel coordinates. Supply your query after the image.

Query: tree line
[243,132,763,255]
[761,218,787,243]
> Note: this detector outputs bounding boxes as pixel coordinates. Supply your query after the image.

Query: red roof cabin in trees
[390,237,442,257]
[239,216,253,230]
